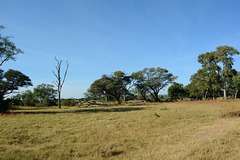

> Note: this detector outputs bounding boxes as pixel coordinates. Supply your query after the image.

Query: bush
[62,99,77,106]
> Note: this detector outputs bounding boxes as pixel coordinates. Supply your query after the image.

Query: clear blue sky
[1,0,240,98]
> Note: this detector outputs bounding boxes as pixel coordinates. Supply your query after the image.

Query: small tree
[52,57,69,108]
[230,72,240,99]
[168,82,186,99]
[33,83,57,106]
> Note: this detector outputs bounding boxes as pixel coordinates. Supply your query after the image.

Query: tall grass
[0,100,240,159]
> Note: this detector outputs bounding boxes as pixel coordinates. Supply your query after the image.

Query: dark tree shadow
[11,107,144,115]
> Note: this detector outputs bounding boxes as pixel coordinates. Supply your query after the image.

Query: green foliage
[216,46,239,99]
[168,82,186,98]
[132,67,177,102]
[0,25,23,66]
[10,94,23,106]
[188,46,239,100]
[89,71,131,104]
[0,26,29,111]
[33,83,57,106]
[228,72,240,98]
[0,69,32,111]
[62,99,77,106]
[21,90,35,106]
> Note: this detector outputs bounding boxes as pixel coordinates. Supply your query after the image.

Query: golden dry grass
[0,100,240,159]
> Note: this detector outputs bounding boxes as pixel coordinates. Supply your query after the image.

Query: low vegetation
[0,100,240,159]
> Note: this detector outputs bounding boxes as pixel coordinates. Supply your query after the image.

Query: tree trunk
[212,91,215,100]
[202,91,205,100]
[153,92,160,102]
[235,88,238,99]
[123,94,126,103]
[202,90,208,100]
[105,93,108,104]
[58,90,61,109]
[223,82,227,100]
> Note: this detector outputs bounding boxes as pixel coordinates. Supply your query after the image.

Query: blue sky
[1,0,240,98]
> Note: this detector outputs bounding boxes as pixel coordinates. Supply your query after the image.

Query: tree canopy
[89,71,131,104]
[132,67,177,102]
[0,25,23,66]
[168,82,186,99]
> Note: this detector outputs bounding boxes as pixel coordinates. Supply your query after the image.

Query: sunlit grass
[0,100,240,159]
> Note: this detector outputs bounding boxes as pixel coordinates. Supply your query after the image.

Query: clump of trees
[85,67,177,103]
[0,25,32,111]
[186,46,240,100]
[10,83,57,107]
[168,82,187,99]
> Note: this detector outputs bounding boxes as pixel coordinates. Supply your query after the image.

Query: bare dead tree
[52,57,69,108]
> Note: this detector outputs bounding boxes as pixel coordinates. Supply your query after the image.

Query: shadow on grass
[10,107,144,115]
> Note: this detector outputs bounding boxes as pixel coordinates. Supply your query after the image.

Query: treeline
[84,67,177,103]
[85,46,240,102]
[10,83,77,107]
[1,24,240,112]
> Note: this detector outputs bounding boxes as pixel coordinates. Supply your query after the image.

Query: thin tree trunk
[212,91,215,100]
[235,89,238,99]
[58,90,61,109]
[202,91,205,100]
[223,82,227,100]
[105,93,108,104]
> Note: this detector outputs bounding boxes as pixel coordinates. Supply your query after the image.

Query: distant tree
[168,82,186,99]
[52,57,69,108]
[131,71,148,100]
[132,67,177,102]
[189,69,210,100]
[22,90,35,106]
[89,71,131,104]
[198,52,222,100]
[10,93,23,106]
[229,72,240,99]
[62,99,77,106]
[0,25,23,66]
[185,82,202,100]
[33,83,57,106]
[216,46,239,100]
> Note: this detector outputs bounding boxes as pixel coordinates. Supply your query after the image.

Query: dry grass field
[0,100,240,159]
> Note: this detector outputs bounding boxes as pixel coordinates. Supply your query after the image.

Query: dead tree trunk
[52,57,69,109]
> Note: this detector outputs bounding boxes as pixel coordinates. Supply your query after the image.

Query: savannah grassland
[1,100,240,159]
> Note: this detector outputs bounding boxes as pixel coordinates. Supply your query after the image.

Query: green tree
[131,71,148,100]
[0,69,32,104]
[132,67,177,102]
[229,72,240,99]
[89,71,131,104]
[33,83,57,106]
[198,52,222,100]
[216,46,239,100]
[22,90,35,106]
[0,25,31,111]
[0,25,23,66]
[168,82,186,99]
[10,93,23,106]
